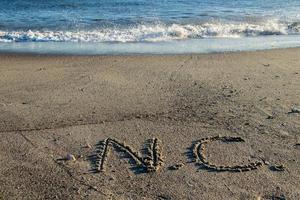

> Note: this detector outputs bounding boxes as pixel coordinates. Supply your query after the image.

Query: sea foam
[0,21,299,43]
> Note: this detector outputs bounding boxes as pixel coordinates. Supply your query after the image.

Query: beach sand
[0,48,300,199]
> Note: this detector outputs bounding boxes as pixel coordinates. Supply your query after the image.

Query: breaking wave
[1,21,299,43]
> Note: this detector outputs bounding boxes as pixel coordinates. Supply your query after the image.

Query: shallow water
[0,35,299,55]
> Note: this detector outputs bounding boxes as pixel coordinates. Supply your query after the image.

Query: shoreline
[1,35,300,56]
[1,47,300,199]
[0,46,299,57]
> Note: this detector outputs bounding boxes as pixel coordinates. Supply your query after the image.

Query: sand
[0,48,300,199]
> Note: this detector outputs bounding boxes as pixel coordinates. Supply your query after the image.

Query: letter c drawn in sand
[192,136,263,172]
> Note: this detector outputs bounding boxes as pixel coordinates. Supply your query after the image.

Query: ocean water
[0,0,300,54]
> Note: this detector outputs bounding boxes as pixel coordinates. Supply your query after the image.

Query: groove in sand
[193,136,263,172]
[94,138,164,173]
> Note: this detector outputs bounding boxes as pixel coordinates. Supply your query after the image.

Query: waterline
[0,35,300,55]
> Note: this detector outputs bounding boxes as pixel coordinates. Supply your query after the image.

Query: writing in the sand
[92,136,285,173]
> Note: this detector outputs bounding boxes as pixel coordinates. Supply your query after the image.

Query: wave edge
[1,21,299,43]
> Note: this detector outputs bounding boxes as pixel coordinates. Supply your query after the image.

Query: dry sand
[0,48,300,199]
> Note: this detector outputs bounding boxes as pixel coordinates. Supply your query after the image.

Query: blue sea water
[0,0,300,54]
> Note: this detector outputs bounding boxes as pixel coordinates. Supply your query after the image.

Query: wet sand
[0,48,300,199]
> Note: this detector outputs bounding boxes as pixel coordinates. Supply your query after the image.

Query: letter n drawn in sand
[92,138,163,173]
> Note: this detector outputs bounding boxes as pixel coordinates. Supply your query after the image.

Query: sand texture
[0,49,300,199]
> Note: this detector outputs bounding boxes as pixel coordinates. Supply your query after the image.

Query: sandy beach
[0,48,300,199]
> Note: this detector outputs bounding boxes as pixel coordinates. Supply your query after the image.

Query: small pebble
[66,154,76,161]
[256,196,262,200]
[89,186,97,191]
[291,107,300,113]
[262,130,269,134]
[264,160,270,165]
[169,163,185,170]
[294,143,300,148]
[270,164,285,172]
[279,130,289,137]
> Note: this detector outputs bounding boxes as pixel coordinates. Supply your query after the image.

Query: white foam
[0,20,299,43]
